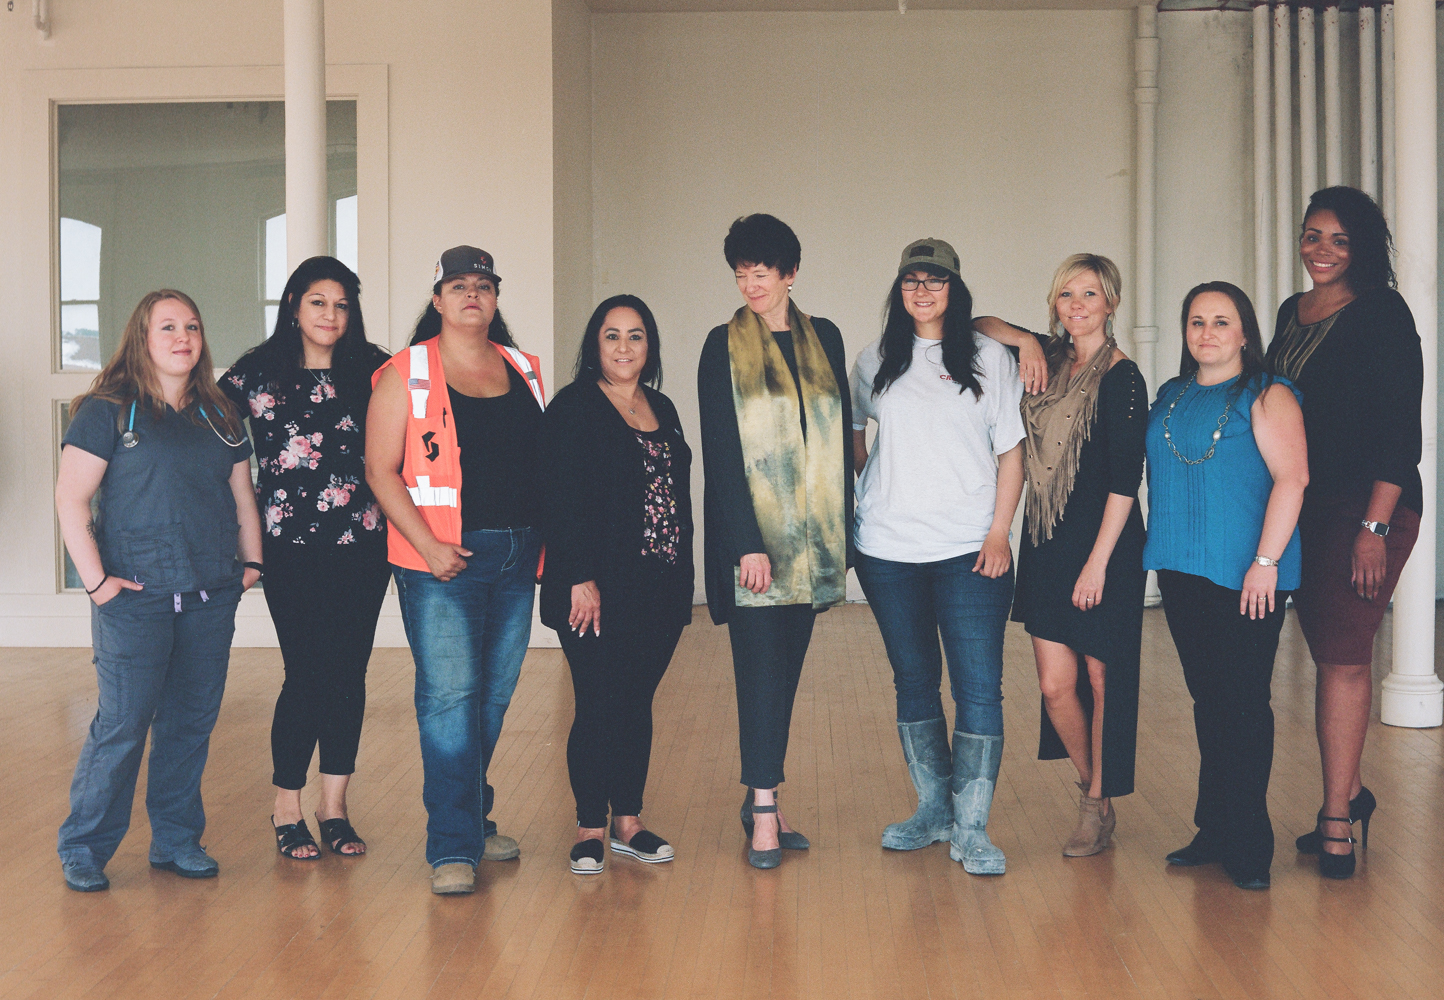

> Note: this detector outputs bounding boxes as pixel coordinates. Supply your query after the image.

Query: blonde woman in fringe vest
[974,254,1147,856]
[697,214,853,870]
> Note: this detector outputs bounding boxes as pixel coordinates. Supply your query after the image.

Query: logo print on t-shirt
[421,431,440,462]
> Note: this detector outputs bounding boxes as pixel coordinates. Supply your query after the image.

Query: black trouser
[560,620,684,828]
[264,542,390,790]
[1157,570,1291,877]
[727,603,817,789]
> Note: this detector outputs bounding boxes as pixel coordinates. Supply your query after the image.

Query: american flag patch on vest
[408,378,430,389]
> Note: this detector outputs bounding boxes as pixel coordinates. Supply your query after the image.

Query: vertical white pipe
[1134,3,1161,607]
[1359,4,1378,198]
[1254,4,1273,326]
[284,0,328,274]
[1323,5,1343,186]
[1381,0,1442,728]
[1274,4,1295,300]
[1298,6,1318,204]
[1380,3,1396,224]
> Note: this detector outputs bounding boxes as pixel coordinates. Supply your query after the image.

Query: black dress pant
[727,603,817,789]
[560,619,684,828]
[1157,569,1291,877]
[264,542,390,790]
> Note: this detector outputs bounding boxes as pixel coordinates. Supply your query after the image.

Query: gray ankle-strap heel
[882,717,953,851]
[949,731,1006,875]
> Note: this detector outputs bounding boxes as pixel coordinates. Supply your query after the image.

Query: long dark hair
[1303,186,1396,292]
[872,264,980,399]
[573,294,663,388]
[410,277,517,348]
[1177,280,1271,395]
[236,256,381,402]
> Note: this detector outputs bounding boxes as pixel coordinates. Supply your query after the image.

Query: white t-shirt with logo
[850,333,1025,563]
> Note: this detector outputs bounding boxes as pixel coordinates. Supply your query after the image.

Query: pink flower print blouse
[636,430,681,565]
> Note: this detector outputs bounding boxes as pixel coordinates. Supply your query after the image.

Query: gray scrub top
[64,397,253,593]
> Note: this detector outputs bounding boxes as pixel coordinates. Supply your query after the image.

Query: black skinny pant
[560,620,684,828]
[727,603,818,789]
[265,543,390,790]
[1157,570,1291,877]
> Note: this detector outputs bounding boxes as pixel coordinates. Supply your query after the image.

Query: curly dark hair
[1302,186,1396,292]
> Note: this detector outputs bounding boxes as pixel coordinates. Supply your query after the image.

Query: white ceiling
[587,2,1147,12]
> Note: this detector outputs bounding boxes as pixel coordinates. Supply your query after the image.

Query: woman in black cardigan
[539,294,694,875]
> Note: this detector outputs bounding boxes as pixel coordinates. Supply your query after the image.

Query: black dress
[1011,360,1148,799]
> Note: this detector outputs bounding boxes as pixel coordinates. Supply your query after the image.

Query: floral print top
[635,428,681,565]
[220,344,389,548]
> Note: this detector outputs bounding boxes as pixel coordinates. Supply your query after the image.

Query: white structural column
[1359,4,1378,199]
[1134,2,1161,606]
[1298,5,1318,203]
[1323,5,1343,186]
[1253,3,1273,323]
[284,0,328,273]
[1379,3,1396,223]
[1381,0,1442,728]
[1274,3,1295,299]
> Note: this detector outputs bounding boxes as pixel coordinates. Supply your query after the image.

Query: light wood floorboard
[1,605,1442,999]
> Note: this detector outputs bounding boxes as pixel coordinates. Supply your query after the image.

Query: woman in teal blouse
[1143,282,1309,890]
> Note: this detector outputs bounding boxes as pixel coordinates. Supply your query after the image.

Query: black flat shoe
[1165,836,1224,868]
[570,838,604,875]
[609,823,674,864]
[1297,786,1375,854]
[742,789,809,850]
[747,803,782,870]
[272,817,320,860]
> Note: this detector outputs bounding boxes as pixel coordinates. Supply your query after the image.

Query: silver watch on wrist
[1253,555,1279,568]
[1361,520,1391,537]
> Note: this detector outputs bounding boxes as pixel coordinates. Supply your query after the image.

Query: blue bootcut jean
[393,527,539,868]
[854,550,1013,735]
[58,583,242,870]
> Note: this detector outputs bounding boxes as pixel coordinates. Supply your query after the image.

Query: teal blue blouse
[1143,373,1302,591]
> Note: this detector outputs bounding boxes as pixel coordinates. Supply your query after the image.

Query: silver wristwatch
[1253,555,1279,568]
[1361,520,1391,537]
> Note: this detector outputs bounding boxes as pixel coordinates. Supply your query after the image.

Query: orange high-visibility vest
[373,337,546,573]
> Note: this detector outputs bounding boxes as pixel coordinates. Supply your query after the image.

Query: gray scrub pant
[58,583,241,869]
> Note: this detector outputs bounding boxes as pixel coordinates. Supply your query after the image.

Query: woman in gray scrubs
[54,289,263,893]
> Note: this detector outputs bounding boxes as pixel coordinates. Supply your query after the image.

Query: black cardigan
[1268,287,1424,514]
[696,316,854,625]
[537,379,695,633]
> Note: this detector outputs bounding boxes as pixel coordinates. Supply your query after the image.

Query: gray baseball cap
[898,238,961,279]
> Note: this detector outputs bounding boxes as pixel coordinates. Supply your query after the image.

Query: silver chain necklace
[1161,372,1236,465]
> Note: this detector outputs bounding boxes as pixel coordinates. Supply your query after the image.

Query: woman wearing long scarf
[697,214,852,870]
[976,253,1147,856]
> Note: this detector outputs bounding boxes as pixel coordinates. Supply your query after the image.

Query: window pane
[264,303,280,339]
[60,304,101,371]
[58,100,358,370]
[60,217,102,301]
[336,195,358,273]
[265,213,287,301]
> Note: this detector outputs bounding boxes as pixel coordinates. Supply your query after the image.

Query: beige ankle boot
[1062,793,1115,857]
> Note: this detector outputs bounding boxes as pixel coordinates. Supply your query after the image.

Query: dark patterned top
[220,344,389,548]
[636,428,681,565]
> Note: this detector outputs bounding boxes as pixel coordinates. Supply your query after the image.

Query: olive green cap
[897,238,961,279]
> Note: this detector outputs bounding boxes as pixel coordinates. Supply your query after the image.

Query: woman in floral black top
[538,295,694,874]
[221,256,390,860]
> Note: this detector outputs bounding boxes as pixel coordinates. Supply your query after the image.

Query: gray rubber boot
[949,731,1006,874]
[881,718,953,850]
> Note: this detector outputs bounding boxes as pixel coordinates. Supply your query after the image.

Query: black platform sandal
[1317,815,1356,880]
[317,816,367,855]
[272,816,320,859]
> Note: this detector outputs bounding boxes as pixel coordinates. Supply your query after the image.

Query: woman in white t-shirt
[851,238,1025,875]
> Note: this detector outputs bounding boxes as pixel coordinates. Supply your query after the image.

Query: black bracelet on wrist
[243,561,265,577]
[85,574,109,595]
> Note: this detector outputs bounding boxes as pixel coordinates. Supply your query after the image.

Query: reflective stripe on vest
[498,345,546,410]
[407,344,431,418]
[407,475,458,509]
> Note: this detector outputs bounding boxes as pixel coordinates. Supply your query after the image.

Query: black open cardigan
[537,379,694,634]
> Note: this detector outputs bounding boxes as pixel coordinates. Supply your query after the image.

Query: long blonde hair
[1043,253,1123,366]
[70,289,243,437]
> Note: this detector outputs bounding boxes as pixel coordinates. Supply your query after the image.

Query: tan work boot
[430,862,476,894]
[1062,793,1116,857]
[483,834,520,861]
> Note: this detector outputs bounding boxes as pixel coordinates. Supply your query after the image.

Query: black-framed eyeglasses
[900,277,948,291]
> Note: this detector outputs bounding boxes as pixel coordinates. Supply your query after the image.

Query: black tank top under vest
[449,363,542,531]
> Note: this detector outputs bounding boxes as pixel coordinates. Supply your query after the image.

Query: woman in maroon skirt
[1266,186,1423,880]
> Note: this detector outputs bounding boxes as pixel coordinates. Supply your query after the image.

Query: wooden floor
[2,605,1443,1000]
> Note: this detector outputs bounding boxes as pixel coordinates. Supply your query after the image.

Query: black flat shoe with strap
[272,816,320,860]
[317,815,367,856]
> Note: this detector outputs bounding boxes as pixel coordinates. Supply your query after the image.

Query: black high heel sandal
[272,816,320,860]
[317,815,366,856]
[1297,786,1375,854]
[1317,815,1357,880]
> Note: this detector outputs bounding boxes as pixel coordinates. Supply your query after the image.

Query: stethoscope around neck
[120,400,247,449]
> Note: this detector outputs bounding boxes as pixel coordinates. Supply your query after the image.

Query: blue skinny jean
[854,550,1013,735]
[393,527,539,868]
[58,583,241,869]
